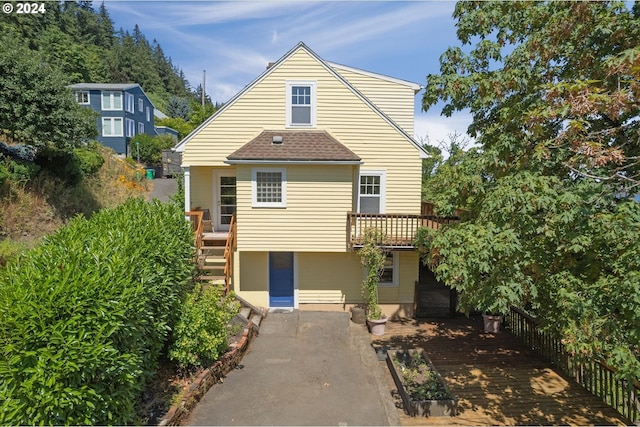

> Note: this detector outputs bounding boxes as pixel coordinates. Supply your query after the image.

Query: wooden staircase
[198,234,227,285]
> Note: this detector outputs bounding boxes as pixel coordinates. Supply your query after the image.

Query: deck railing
[223,213,236,294]
[347,212,458,248]
[507,306,640,423]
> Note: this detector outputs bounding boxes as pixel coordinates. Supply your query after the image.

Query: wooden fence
[507,307,640,423]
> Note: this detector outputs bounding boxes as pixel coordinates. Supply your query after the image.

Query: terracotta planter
[482,314,502,333]
[366,317,387,336]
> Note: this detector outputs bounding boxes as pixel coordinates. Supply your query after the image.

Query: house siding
[329,66,417,135]
[233,250,418,310]
[236,164,354,252]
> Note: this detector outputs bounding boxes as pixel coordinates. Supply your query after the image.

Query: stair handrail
[223,213,237,294]
[185,210,204,253]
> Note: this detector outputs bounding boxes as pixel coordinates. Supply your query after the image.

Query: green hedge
[0,198,195,425]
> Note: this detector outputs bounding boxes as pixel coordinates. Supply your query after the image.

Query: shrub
[0,198,195,425]
[74,143,104,176]
[169,285,240,368]
[130,134,175,166]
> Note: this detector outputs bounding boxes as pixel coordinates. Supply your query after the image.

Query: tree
[0,34,97,149]
[166,96,191,120]
[419,1,640,382]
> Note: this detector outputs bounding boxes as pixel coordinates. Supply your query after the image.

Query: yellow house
[175,42,429,318]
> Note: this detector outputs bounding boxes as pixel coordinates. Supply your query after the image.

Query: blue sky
[104,0,471,145]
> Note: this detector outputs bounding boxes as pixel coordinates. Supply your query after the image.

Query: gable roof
[174,42,428,159]
[225,130,361,164]
[327,61,422,94]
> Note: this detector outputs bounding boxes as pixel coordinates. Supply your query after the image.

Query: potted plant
[359,229,388,335]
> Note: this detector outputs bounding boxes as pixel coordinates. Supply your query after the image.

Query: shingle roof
[69,83,140,90]
[226,130,361,162]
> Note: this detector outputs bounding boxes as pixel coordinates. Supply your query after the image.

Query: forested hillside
[0,1,197,111]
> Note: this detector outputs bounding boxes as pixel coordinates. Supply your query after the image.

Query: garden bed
[386,349,457,417]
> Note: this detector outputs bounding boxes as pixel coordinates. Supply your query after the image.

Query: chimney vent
[272,135,283,145]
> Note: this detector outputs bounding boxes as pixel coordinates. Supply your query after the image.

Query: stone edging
[157,323,258,426]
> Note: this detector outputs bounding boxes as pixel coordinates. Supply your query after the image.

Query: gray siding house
[70,83,171,155]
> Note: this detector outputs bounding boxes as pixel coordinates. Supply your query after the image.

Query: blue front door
[269,252,294,307]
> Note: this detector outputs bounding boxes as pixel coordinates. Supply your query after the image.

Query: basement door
[269,252,294,307]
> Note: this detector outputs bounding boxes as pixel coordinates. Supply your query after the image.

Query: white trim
[293,253,299,309]
[286,80,317,128]
[101,117,123,137]
[213,170,236,232]
[101,91,122,111]
[225,159,362,165]
[125,92,135,113]
[378,252,399,287]
[75,90,90,104]
[125,118,135,138]
[327,61,423,92]
[252,167,287,208]
[357,170,387,213]
[183,166,191,212]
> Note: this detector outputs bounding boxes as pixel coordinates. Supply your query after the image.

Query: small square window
[75,91,89,104]
[378,253,398,287]
[252,168,286,208]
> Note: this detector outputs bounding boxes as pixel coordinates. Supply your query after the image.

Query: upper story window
[138,98,144,112]
[252,168,286,208]
[101,91,122,111]
[102,117,123,137]
[286,81,316,127]
[125,93,135,113]
[358,171,386,213]
[138,122,145,134]
[75,91,89,104]
[146,107,151,122]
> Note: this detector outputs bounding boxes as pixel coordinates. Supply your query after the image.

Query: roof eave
[224,159,363,165]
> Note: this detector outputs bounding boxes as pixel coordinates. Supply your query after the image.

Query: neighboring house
[69,83,173,155]
[175,42,429,316]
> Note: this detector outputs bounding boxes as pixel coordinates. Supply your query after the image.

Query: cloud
[414,112,474,147]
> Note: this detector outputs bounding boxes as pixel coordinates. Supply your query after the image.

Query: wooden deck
[372,316,632,426]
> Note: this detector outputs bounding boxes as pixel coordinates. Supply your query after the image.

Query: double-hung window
[358,171,386,213]
[138,98,144,112]
[125,93,135,113]
[101,91,122,110]
[286,81,316,127]
[125,118,135,137]
[378,253,398,287]
[75,91,89,104]
[138,122,145,134]
[102,117,123,137]
[146,107,151,122]
[252,168,286,208]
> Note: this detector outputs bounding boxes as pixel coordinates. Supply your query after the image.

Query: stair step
[197,275,225,282]
[239,307,251,320]
[201,246,225,251]
[250,313,262,328]
[200,265,224,271]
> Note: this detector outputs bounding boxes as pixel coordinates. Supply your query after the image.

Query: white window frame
[125,93,135,113]
[252,168,287,208]
[378,252,399,287]
[146,106,151,122]
[125,118,135,137]
[102,117,123,137]
[75,91,89,104]
[286,80,316,128]
[138,98,144,112]
[138,122,145,135]
[357,170,386,213]
[101,91,122,111]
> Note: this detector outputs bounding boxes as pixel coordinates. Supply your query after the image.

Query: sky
[103,0,472,145]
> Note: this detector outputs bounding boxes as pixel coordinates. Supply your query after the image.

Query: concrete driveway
[186,311,398,426]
